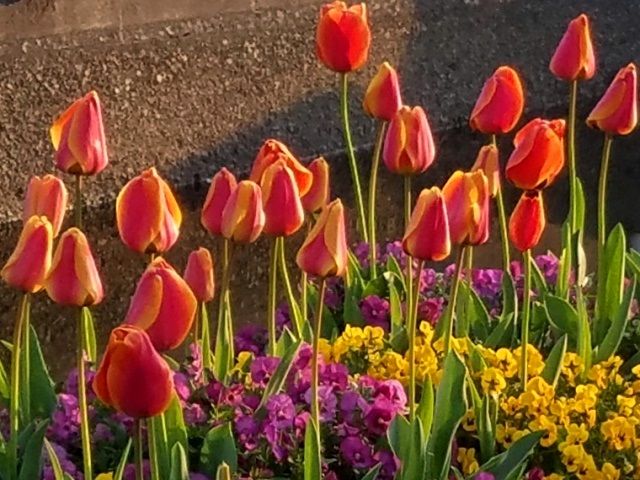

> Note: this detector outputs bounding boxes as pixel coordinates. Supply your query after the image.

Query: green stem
[520,249,532,390]
[74,175,83,229]
[134,419,144,480]
[404,176,413,328]
[340,73,368,242]
[267,238,279,356]
[443,246,466,353]
[491,134,511,270]
[9,293,29,480]
[568,80,579,233]
[597,135,613,262]
[311,279,327,430]
[19,292,31,426]
[367,121,387,278]
[277,237,303,338]
[215,238,233,378]
[148,416,161,480]
[408,260,424,422]
[77,308,93,480]
[301,221,312,324]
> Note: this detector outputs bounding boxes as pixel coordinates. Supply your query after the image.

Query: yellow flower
[601,416,637,450]
[559,423,589,450]
[462,409,477,432]
[456,447,479,476]
[481,367,507,396]
[493,348,518,378]
[573,384,599,413]
[601,462,621,480]
[560,444,587,473]
[419,320,435,344]
[549,397,570,426]
[318,338,333,362]
[573,453,597,479]
[500,396,523,418]
[496,423,529,448]
[529,414,558,447]
[632,364,640,378]
[562,352,584,384]
[367,350,408,383]
[617,395,636,416]
[95,475,114,480]
[519,390,549,417]
[362,325,385,351]
[514,344,544,376]
[544,475,564,480]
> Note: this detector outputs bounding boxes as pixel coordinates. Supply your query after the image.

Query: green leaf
[259,340,302,410]
[556,227,571,299]
[457,282,490,341]
[18,420,48,480]
[389,415,426,479]
[574,178,586,234]
[426,351,467,480]
[303,419,322,480]
[529,256,547,294]
[416,377,434,445]
[200,303,215,373]
[484,313,513,349]
[476,395,495,463]
[81,307,97,363]
[343,288,364,326]
[626,249,640,278]
[362,463,382,480]
[275,327,297,357]
[389,326,409,354]
[113,438,132,480]
[386,255,406,293]
[347,250,365,294]
[0,357,9,405]
[169,443,190,480]
[621,350,640,373]
[150,414,170,477]
[44,439,65,480]
[480,431,544,480]
[595,224,626,344]
[27,325,56,420]
[214,303,233,383]
[163,395,189,469]
[500,272,517,325]
[544,295,579,343]
[363,274,389,298]
[593,280,636,363]
[216,463,232,480]
[200,423,237,476]
[389,281,404,336]
[541,335,568,387]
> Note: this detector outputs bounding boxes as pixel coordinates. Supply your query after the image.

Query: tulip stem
[267,238,279,356]
[519,249,532,390]
[19,291,31,426]
[567,80,579,233]
[134,419,144,480]
[277,237,303,339]
[597,135,613,263]
[9,293,29,480]
[408,259,424,423]
[491,134,511,270]
[442,246,466,353]
[458,246,474,337]
[74,175,83,229]
[404,176,414,329]
[77,308,93,480]
[367,121,387,278]
[148,416,161,480]
[311,279,327,432]
[215,238,233,382]
[340,73,368,242]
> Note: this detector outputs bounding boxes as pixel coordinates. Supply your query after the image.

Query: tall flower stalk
[490,135,511,270]
[367,122,387,277]
[443,246,466,353]
[519,249,532,388]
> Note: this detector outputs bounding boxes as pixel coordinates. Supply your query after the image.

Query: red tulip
[93,325,174,418]
[116,167,182,254]
[316,1,371,73]
[249,139,312,196]
[550,14,596,82]
[587,63,637,136]
[221,181,265,244]
[45,228,104,306]
[23,174,68,237]
[124,257,197,352]
[471,144,500,198]
[402,187,451,261]
[383,106,436,175]
[505,118,566,191]
[442,170,490,246]
[509,190,546,252]
[470,66,525,134]
[201,168,238,236]
[50,91,108,176]
[1,216,53,293]
[183,247,215,303]
[363,62,403,121]
[260,160,305,237]
[296,199,348,277]
[302,157,331,213]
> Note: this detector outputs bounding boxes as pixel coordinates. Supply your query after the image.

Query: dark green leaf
[259,340,302,410]
[169,443,189,480]
[343,289,364,327]
[593,280,636,363]
[113,438,132,480]
[595,224,626,344]
[544,295,578,343]
[541,335,567,388]
[164,395,189,470]
[18,420,48,480]
[484,313,513,349]
[480,431,544,480]
[416,377,434,444]
[303,419,321,480]
[200,423,237,476]
[28,325,56,420]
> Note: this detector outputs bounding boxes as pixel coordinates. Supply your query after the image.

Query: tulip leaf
[389,415,428,479]
[216,463,232,480]
[200,303,215,374]
[258,339,302,411]
[150,414,170,477]
[27,325,56,421]
[0,357,9,405]
[484,313,513,349]
[163,394,189,468]
[416,376,434,445]
[386,256,407,294]
[200,422,237,476]
[343,289,364,327]
[389,280,404,336]
[361,463,382,480]
[626,249,640,278]
[476,395,496,463]
[622,350,640,374]
[169,443,190,480]
[479,430,544,480]
[456,281,490,341]
[529,257,547,295]
[113,438,132,480]
[593,280,636,363]
[303,419,322,480]
[18,420,48,480]
[544,295,578,344]
[81,307,97,363]
[541,335,568,388]
[214,302,233,384]
[44,438,65,480]
[595,224,626,344]
[500,271,517,326]
[363,274,389,298]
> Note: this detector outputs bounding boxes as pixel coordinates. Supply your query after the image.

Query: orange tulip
[471,144,500,198]
[442,170,490,246]
[363,62,403,121]
[260,160,305,237]
[550,14,596,81]
[302,157,331,213]
[220,180,265,244]
[116,167,182,254]
[93,325,174,418]
[124,257,197,352]
[201,168,238,236]
[45,228,104,306]
[469,66,525,134]
[23,174,68,237]
[249,140,313,196]
[402,187,451,261]
[383,106,436,175]
[296,199,348,277]
[587,63,637,136]
[183,247,215,303]
[509,190,546,252]
[505,118,566,190]
[316,1,371,73]
[50,91,108,176]
[2,216,53,293]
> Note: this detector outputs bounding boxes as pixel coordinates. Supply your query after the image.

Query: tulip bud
[201,168,238,236]
[505,118,566,190]
[471,145,500,198]
[587,63,637,136]
[184,247,215,303]
[315,2,371,73]
[383,106,436,175]
[116,167,182,254]
[23,174,68,237]
[550,14,596,82]
[93,325,174,418]
[402,187,451,261]
[302,157,331,213]
[2,216,53,293]
[470,66,525,134]
[125,257,197,352]
[220,180,265,244]
[442,170,490,246]
[45,228,104,306]
[50,91,108,176]
[363,62,403,121]
[260,161,305,237]
[509,190,546,252]
[249,139,313,196]
[296,199,348,277]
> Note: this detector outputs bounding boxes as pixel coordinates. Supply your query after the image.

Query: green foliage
[200,423,237,476]
[303,420,321,480]
[595,224,626,344]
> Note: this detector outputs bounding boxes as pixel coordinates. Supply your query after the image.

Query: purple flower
[419,268,437,291]
[340,391,367,425]
[42,442,82,480]
[417,297,444,326]
[360,295,391,331]
[340,436,375,469]
[235,324,268,356]
[320,362,349,389]
[250,356,280,386]
[304,386,337,422]
[184,403,207,425]
[374,380,407,413]
[472,268,503,301]
[265,394,296,430]
[235,414,261,450]
[526,467,546,480]
[374,449,400,479]
[353,242,372,267]
[381,241,408,267]
[186,343,204,383]
[474,473,496,480]
[124,460,151,480]
[173,373,191,402]
[364,397,397,436]
[535,253,559,285]
[92,422,114,443]
[48,394,80,444]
